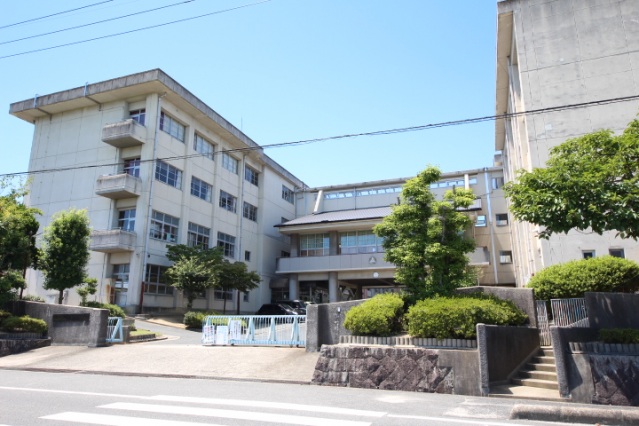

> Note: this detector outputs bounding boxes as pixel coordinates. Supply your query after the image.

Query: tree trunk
[58,289,64,304]
[236,290,241,315]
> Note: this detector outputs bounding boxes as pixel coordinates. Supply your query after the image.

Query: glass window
[245,250,251,262]
[609,248,625,258]
[222,153,238,174]
[475,215,487,227]
[155,160,182,189]
[219,190,237,213]
[245,166,259,186]
[243,292,249,302]
[582,250,595,259]
[214,289,234,301]
[112,264,130,290]
[499,250,513,264]
[129,109,146,125]
[144,264,173,295]
[123,157,140,177]
[159,111,185,142]
[150,210,179,243]
[117,208,136,232]
[300,233,329,257]
[191,176,212,202]
[194,133,214,160]
[339,231,384,254]
[243,202,257,222]
[492,176,505,190]
[282,185,294,204]
[217,232,236,258]
[496,213,509,226]
[187,222,210,248]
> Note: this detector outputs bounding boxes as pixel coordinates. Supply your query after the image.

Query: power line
[2,93,638,179]
[0,0,270,60]
[0,1,114,30]
[0,0,195,46]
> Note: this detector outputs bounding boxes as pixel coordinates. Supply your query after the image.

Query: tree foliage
[343,292,404,336]
[504,119,639,239]
[217,260,260,314]
[374,166,477,300]
[76,277,98,306]
[39,209,91,304]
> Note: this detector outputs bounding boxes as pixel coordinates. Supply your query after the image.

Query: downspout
[236,154,247,313]
[484,169,499,284]
[139,92,166,314]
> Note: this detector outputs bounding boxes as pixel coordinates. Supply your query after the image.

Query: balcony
[101,119,147,148]
[95,173,142,199]
[90,229,136,253]
[277,252,394,274]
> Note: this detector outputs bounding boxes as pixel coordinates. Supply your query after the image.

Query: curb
[511,404,639,425]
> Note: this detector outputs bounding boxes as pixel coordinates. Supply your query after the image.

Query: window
[129,109,146,125]
[609,248,625,258]
[219,190,237,213]
[117,208,136,231]
[582,250,595,259]
[245,166,259,186]
[282,185,294,204]
[300,233,329,256]
[340,231,384,254]
[155,160,182,189]
[150,210,179,243]
[194,133,214,160]
[191,176,212,202]
[187,222,210,248]
[281,251,290,258]
[245,250,251,262]
[160,111,185,142]
[217,232,236,258]
[214,289,234,301]
[243,292,249,302]
[499,250,513,264]
[492,176,505,190]
[112,264,130,290]
[475,215,487,227]
[123,157,140,177]
[243,202,257,222]
[222,153,238,174]
[144,264,173,295]
[496,213,509,226]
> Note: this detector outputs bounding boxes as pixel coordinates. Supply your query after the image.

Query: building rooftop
[277,206,392,228]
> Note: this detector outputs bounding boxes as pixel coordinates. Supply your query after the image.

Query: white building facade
[495,0,639,285]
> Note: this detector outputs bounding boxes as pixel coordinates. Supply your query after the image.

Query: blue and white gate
[202,315,306,347]
[106,317,123,343]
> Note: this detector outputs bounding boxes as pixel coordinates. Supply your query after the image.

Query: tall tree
[217,260,260,314]
[166,245,223,309]
[374,166,476,301]
[40,209,91,304]
[504,119,639,239]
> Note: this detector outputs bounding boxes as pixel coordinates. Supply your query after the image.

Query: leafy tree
[217,260,260,314]
[76,277,98,306]
[504,119,639,239]
[0,269,26,306]
[166,245,223,309]
[40,209,91,304]
[374,166,476,301]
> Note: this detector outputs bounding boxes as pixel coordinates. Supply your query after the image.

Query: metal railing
[202,315,306,347]
[551,298,588,327]
[106,317,123,343]
[536,300,551,346]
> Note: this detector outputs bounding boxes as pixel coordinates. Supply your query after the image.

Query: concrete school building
[495,0,639,285]
[9,69,515,313]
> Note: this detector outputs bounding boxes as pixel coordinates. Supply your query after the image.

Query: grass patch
[129,328,157,337]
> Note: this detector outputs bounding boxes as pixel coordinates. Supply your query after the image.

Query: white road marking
[388,414,534,425]
[41,412,221,426]
[101,402,372,426]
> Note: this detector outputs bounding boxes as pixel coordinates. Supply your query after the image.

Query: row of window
[583,249,625,259]
[324,185,402,200]
[475,213,509,227]
[299,231,385,257]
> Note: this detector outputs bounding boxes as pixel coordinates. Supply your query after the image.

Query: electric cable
[0,1,114,30]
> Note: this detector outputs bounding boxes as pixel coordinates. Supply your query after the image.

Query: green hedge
[405,294,528,339]
[343,292,404,336]
[1,315,48,334]
[85,301,126,318]
[528,256,639,300]
[599,328,639,344]
[183,311,220,329]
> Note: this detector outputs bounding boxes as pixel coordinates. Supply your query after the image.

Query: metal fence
[202,315,306,347]
[551,298,588,327]
[106,317,123,343]
[536,300,551,346]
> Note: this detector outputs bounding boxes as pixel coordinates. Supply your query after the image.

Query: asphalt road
[0,370,591,426]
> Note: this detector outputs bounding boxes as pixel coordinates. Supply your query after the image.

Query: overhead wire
[0,1,115,30]
[2,93,638,179]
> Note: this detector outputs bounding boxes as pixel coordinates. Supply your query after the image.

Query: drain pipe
[484,169,499,284]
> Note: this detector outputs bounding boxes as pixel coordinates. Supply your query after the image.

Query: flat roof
[277,206,392,228]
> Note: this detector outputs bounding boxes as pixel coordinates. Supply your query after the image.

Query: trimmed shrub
[343,292,404,336]
[0,310,12,322]
[183,310,219,329]
[1,315,48,334]
[599,328,639,344]
[405,294,528,339]
[527,256,639,300]
[22,294,45,302]
[85,301,126,318]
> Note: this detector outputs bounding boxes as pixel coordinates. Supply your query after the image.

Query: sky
[1,0,498,188]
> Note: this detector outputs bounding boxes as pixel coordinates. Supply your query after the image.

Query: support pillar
[288,274,299,300]
[329,271,338,303]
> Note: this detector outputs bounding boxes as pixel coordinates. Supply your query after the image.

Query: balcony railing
[101,119,147,148]
[95,173,142,199]
[90,229,136,253]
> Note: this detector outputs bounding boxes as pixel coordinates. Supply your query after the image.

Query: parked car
[276,300,307,314]
[255,303,299,316]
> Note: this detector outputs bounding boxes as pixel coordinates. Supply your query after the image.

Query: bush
[0,310,12,322]
[528,256,639,300]
[183,310,219,329]
[599,328,639,344]
[85,301,126,318]
[22,294,45,302]
[405,294,528,339]
[343,292,404,336]
[1,315,48,334]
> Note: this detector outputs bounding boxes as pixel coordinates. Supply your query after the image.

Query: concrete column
[328,272,338,302]
[329,231,338,255]
[288,274,299,300]
[290,234,299,257]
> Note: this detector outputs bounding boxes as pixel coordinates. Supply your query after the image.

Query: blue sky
[1,0,498,188]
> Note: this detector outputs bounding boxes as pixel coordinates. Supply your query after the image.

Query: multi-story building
[274,166,515,303]
[10,69,305,314]
[495,0,639,285]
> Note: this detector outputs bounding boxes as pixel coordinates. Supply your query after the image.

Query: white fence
[202,315,306,347]
[106,317,123,343]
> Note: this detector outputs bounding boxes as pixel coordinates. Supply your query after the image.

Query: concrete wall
[306,299,364,352]
[585,292,639,329]
[11,301,109,347]
[456,286,537,327]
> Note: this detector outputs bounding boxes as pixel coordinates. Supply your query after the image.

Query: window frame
[609,248,625,258]
[123,157,140,177]
[300,233,330,257]
[129,109,146,125]
[222,152,238,174]
[217,232,236,258]
[159,111,185,142]
[282,185,295,204]
[499,250,513,264]
[187,222,210,248]
[582,250,596,259]
[117,208,136,232]
[193,133,215,160]
[245,165,259,186]
[144,264,173,295]
[150,210,179,243]
[219,190,237,213]
[243,201,257,222]
[475,215,487,227]
[155,160,183,189]
[495,213,509,226]
[190,176,212,202]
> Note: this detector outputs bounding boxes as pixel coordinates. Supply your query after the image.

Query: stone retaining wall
[0,338,51,357]
[339,335,477,349]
